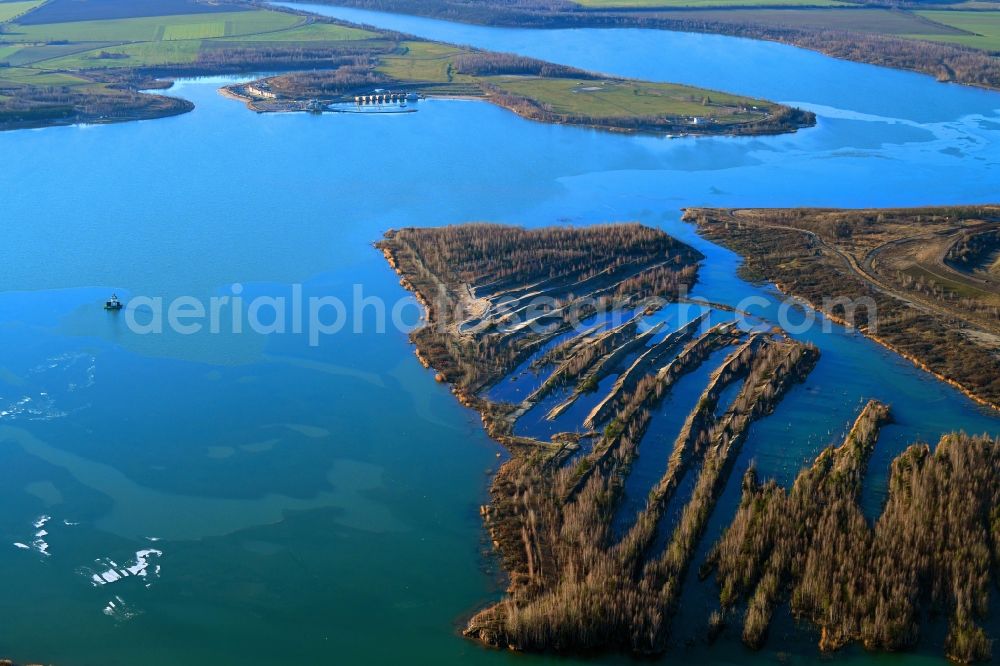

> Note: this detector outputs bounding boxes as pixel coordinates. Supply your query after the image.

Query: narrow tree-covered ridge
[705,404,999,664]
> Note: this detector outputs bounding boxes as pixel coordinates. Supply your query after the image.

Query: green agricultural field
[378,41,472,83]
[0,5,377,70]
[0,41,120,66]
[0,8,378,71]
[37,39,203,68]
[216,23,376,42]
[948,0,1000,8]
[0,1,43,24]
[0,43,22,60]
[160,21,228,40]
[910,10,1000,50]
[573,0,851,7]
[0,65,90,86]
[2,10,304,43]
[485,76,769,123]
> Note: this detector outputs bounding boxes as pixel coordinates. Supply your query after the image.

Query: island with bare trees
[378,220,999,662]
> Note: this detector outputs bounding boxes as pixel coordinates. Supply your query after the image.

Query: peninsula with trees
[0,0,812,135]
[685,206,1000,409]
[376,221,1000,661]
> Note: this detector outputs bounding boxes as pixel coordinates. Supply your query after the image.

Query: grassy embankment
[0,0,811,133]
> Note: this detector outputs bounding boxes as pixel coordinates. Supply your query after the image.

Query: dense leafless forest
[377,224,703,389]
[707,414,999,664]
[389,223,698,290]
[0,78,191,127]
[267,61,389,97]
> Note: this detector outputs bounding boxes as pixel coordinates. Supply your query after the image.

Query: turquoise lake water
[0,5,998,664]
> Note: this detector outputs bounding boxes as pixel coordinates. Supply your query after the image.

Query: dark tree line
[947,228,1000,273]
[452,52,590,78]
[267,61,388,97]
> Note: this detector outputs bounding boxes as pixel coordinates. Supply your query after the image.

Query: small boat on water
[104,294,123,311]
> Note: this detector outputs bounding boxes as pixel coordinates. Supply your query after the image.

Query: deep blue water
[0,6,997,665]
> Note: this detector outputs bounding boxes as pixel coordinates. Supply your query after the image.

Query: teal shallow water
[0,9,998,664]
